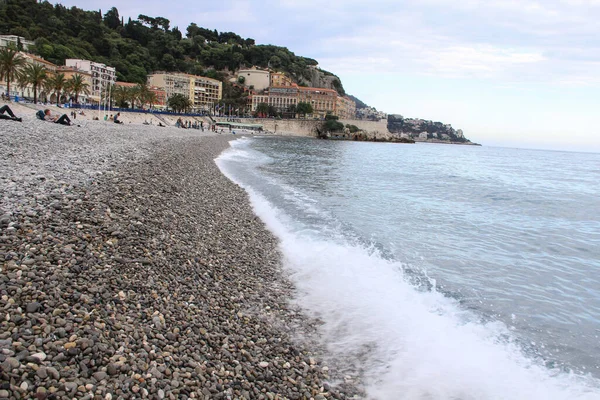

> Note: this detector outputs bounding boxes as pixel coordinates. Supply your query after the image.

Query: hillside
[387,114,471,143]
[0,0,344,94]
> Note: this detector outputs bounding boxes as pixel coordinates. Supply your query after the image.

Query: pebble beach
[0,110,358,399]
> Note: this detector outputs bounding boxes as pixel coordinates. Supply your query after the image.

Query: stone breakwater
[0,117,359,399]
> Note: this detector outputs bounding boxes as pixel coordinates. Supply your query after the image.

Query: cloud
[53,0,600,87]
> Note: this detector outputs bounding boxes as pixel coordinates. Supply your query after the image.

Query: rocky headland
[0,112,360,399]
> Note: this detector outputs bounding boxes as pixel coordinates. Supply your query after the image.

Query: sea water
[216,136,600,400]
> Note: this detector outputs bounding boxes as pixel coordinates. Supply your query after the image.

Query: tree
[0,47,27,99]
[137,83,156,109]
[268,55,281,69]
[16,71,29,98]
[103,7,120,30]
[345,124,360,133]
[127,85,140,109]
[23,63,47,104]
[237,76,245,85]
[296,101,313,118]
[67,73,90,104]
[112,85,129,108]
[47,72,68,105]
[255,102,269,117]
[168,93,191,113]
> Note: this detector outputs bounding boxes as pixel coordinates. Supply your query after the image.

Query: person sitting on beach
[0,105,22,122]
[113,112,123,124]
[37,109,72,125]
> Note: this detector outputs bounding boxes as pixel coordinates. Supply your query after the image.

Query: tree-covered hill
[0,0,344,92]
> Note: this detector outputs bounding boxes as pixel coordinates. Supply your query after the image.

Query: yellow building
[7,53,58,101]
[335,96,357,120]
[148,72,222,112]
[148,72,190,100]
[190,75,222,112]
[297,87,337,118]
[270,72,295,87]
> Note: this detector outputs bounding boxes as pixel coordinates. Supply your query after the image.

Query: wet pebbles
[0,118,358,399]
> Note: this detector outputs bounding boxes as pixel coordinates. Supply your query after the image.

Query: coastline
[0,115,357,399]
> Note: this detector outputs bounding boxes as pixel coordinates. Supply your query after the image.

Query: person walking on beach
[0,105,22,122]
[37,109,72,125]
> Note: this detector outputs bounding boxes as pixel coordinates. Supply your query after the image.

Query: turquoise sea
[217,137,600,400]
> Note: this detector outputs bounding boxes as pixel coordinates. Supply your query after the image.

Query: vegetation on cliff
[387,114,469,143]
[0,0,344,93]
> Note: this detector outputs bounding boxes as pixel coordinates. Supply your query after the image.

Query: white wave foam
[216,143,600,400]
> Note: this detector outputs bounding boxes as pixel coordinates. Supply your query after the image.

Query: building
[3,53,58,101]
[65,59,116,103]
[270,72,294,88]
[237,68,270,91]
[335,96,357,120]
[190,75,222,112]
[56,66,93,103]
[148,72,190,100]
[22,53,57,73]
[251,85,299,114]
[148,72,222,112]
[297,87,337,118]
[148,72,223,112]
[0,35,34,51]
[150,86,167,109]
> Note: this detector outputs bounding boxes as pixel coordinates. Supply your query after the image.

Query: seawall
[215,117,394,139]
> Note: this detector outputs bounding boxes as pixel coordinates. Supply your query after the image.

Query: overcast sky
[54,0,600,151]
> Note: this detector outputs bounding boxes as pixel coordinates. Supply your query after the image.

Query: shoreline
[0,117,359,399]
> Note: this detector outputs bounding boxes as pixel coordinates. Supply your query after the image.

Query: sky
[54,0,600,152]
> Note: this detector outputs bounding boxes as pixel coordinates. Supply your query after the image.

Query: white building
[237,68,270,91]
[0,35,34,51]
[65,59,116,103]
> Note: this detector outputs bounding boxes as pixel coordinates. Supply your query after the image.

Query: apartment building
[147,72,190,99]
[3,53,58,100]
[335,96,357,120]
[65,59,116,102]
[270,72,295,88]
[190,75,222,111]
[251,85,299,113]
[148,72,222,112]
[297,87,337,118]
[22,53,57,73]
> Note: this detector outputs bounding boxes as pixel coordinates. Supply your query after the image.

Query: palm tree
[167,93,191,113]
[112,84,129,108]
[67,74,90,104]
[47,72,67,105]
[16,71,29,99]
[41,78,53,103]
[145,90,157,109]
[23,63,47,104]
[0,47,27,100]
[127,85,140,109]
[136,84,157,109]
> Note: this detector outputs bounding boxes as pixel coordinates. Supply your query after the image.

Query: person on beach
[113,113,123,124]
[37,109,72,125]
[0,105,22,122]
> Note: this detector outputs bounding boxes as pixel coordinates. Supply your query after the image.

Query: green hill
[0,0,344,93]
